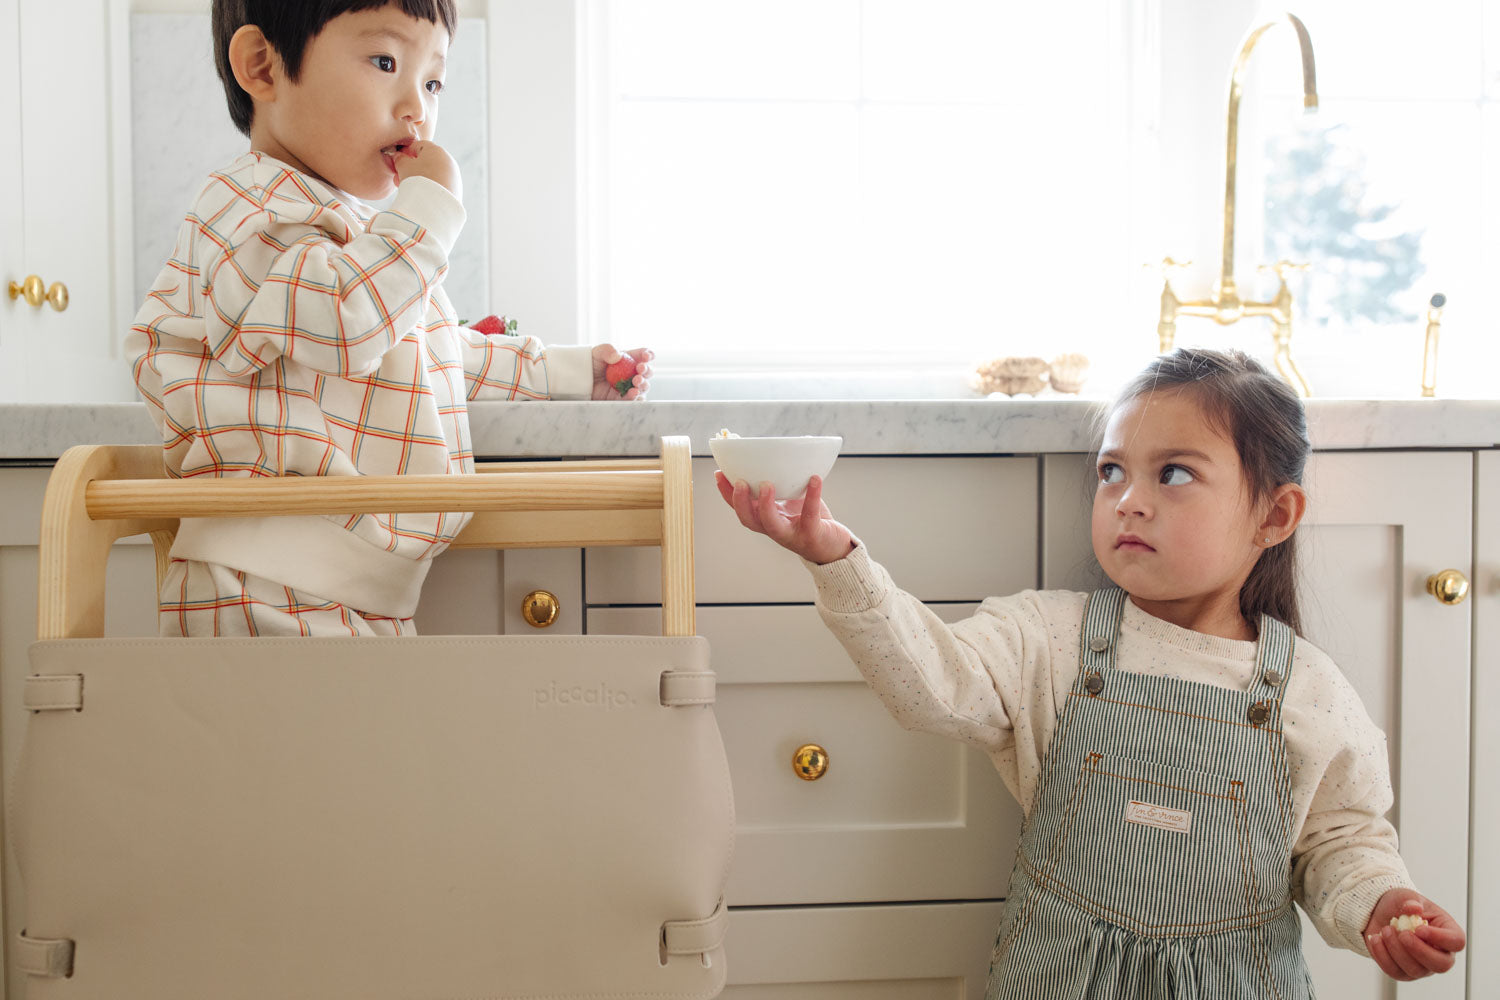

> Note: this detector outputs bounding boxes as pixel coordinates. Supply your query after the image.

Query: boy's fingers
[714,470,735,506]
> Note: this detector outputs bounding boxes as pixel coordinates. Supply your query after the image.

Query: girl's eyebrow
[1097,447,1215,464]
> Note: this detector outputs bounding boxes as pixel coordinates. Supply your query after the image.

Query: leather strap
[662,897,727,955]
[15,931,75,978]
[24,674,84,712]
[660,669,716,707]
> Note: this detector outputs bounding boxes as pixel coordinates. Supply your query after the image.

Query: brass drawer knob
[792,743,829,781]
[8,275,68,311]
[521,589,560,628]
[1425,570,1469,606]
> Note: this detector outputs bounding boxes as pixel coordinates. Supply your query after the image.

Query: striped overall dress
[986,587,1315,999]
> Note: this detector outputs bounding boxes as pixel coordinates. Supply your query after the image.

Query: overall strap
[1252,613,1297,703]
[1078,586,1129,675]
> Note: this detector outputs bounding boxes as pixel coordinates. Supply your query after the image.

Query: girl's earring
[1264,537,1272,544]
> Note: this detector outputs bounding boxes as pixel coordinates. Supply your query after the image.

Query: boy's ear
[227,24,280,103]
[1258,483,1307,546]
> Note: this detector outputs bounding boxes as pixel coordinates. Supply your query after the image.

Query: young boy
[127,0,652,637]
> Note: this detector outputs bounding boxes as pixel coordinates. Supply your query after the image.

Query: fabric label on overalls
[1125,799,1192,834]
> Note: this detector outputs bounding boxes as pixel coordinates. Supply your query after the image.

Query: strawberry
[469,314,516,336]
[605,353,639,396]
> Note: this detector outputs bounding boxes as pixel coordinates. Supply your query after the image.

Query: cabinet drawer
[724,902,1003,999]
[589,604,1019,906]
[587,456,1039,605]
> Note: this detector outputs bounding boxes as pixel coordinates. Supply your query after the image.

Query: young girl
[716,348,1465,997]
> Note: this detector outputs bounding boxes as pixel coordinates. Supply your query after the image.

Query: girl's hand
[591,345,653,400]
[1364,888,1466,981]
[714,471,855,565]
[394,140,461,201]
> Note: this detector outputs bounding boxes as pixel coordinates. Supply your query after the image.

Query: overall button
[1088,636,1110,653]
[1263,669,1284,687]
[1248,701,1272,726]
[1084,672,1104,696]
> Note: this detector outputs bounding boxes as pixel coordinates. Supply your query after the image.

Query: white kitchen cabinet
[1470,450,1498,999]
[1043,450,1473,1000]
[0,0,135,402]
[723,903,1004,1000]
[590,603,1016,907]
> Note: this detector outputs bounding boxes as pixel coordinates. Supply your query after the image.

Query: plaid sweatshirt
[126,152,592,617]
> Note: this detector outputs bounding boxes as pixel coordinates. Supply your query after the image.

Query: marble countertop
[2,398,1498,461]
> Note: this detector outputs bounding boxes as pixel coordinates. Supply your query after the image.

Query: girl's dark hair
[1099,348,1311,634]
[213,0,459,137]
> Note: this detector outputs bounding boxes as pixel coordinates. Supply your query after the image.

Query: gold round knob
[792,743,829,781]
[7,275,68,311]
[521,589,560,628]
[9,275,43,307]
[1425,569,1469,606]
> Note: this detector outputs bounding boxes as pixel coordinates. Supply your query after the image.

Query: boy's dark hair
[1098,347,1311,634]
[213,0,459,137]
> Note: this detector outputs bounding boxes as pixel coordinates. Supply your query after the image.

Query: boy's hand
[591,345,653,400]
[1364,888,1465,981]
[394,139,462,201]
[715,472,856,565]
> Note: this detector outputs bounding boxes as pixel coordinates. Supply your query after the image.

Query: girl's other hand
[714,471,856,565]
[1364,888,1466,981]
[591,345,653,400]
[394,139,461,201]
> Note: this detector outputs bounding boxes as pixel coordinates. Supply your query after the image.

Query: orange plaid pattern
[127,152,561,568]
[158,559,415,637]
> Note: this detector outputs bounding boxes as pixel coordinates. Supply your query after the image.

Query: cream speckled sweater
[806,542,1413,957]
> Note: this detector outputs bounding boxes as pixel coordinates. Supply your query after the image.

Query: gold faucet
[1156,13,1319,396]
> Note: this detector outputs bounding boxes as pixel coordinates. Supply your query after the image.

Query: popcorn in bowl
[709,432,842,500]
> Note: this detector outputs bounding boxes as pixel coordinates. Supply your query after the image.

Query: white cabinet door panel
[724,902,1004,1000]
[1468,450,1497,999]
[11,0,134,401]
[587,457,1039,605]
[589,604,1019,906]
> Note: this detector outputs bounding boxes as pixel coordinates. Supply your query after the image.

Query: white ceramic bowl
[709,435,843,500]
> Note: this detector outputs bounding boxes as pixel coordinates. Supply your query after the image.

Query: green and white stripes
[987,588,1315,999]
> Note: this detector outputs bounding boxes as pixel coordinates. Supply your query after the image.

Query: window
[581,0,1140,393]
[485,0,1499,399]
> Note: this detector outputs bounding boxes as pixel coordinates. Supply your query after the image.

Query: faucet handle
[1259,260,1310,284]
